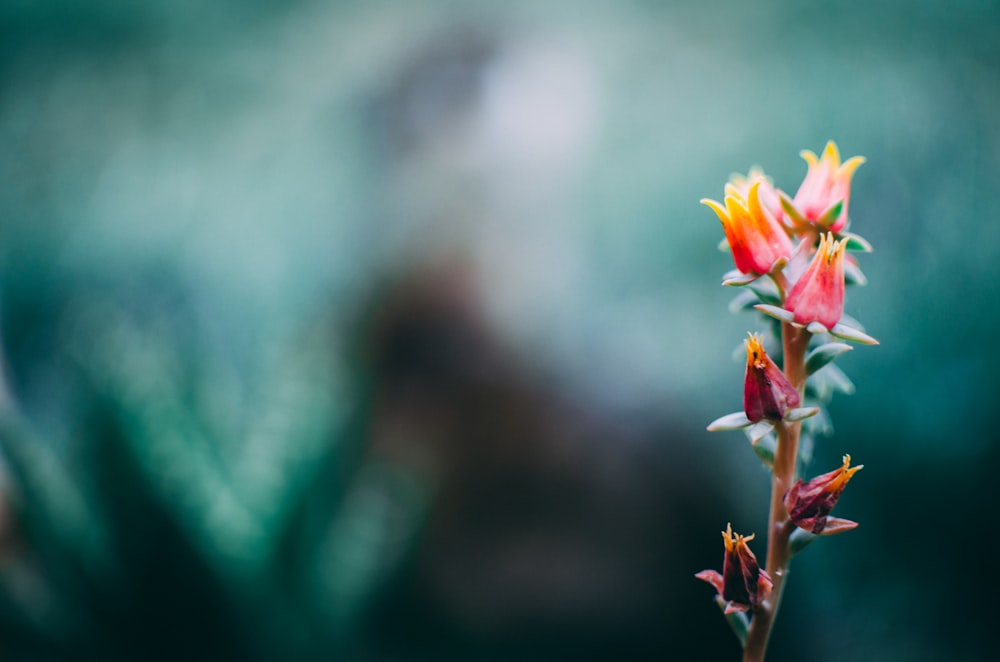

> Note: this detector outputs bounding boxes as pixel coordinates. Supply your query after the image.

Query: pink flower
[791,141,865,233]
[696,523,773,614]
[743,332,800,422]
[785,233,848,330]
[702,181,793,276]
[784,455,863,534]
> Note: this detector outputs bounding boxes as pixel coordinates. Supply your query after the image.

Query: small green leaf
[830,322,879,345]
[728,289,761,314]
[806,321,828,335]
[816,200,844,228]
[790,527,819,554]
[715,596,749,645]
[754,304,796,324]
[844,260,868,286]
[822,363,856,395]
[752,434,776,468]
[798,432,815,465]
[707,412,752,431]
[840,231,873,252]
[805,342,853,375]
[747,281,782,306]
[784,407,819,422]
[745,421,774,444]
[802,406,834,438]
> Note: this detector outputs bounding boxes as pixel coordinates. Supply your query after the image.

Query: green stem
[742,322,810,662]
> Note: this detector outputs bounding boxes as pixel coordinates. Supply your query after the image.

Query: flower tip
[822,140,841,163]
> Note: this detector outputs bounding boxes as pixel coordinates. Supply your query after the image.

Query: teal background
[1,1,998,660]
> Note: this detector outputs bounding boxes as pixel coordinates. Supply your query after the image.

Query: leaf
[707,412,752,431]
[754,304,796,325]
[844,260,868,286]
[806,321,828,335]
[745,421,774,444]
[805,342,853,375]
[784,407,819,422]
[728,289,761,314]
[722,271,761,287]
[790,528,819,554]
[802,406,834,438]
[821,363,856,395]
[716,596,749,645]
[830,322,879,345]
[798,432,815,465]
[747,281,782,306]
[752,434,776,469]
[840,231,873,252]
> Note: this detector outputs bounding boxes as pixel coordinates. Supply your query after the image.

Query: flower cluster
[697,142,877,659]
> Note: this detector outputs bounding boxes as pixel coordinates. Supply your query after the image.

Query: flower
[729,167,783,223]
[784,455,863,534]
[790,141,865,233]
[702,180,793,276]
[696,523,773,614]
[743,332,800,422]
[784,233,848,330]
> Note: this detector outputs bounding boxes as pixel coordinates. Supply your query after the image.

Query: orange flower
[696,523,773,614]
[743,333,800,422]
[702,180,793,276]
[791,141,865,233]
[785,233,848,330]
[784,455,863,534]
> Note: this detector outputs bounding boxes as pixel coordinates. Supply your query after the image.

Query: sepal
[818,517,859,535]
[840,231,873,252]
[779,193,808,230]
[816,199,844,228]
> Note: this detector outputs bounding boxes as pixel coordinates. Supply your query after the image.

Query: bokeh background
[1,0,998,660]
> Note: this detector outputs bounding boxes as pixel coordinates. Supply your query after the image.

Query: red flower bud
[784,455,863,534]
[743,333,800,422]
[785,233,848,330]
[696,523,773,614]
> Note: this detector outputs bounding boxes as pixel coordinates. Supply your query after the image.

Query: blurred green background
[1,0,998,660]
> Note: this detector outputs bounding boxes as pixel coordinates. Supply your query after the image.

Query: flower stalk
[697,142,876,661]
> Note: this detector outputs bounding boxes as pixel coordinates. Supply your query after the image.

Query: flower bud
[784,233,848,330]
[696,523,773,614]
[784,455,863,534]
[702,181,793,276]
[743,333,800,422]
[791,141,865,233]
